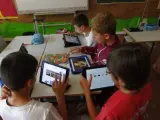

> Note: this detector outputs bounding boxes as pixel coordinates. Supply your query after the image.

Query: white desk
[0,35,50,64]
[123,28,160,55]
[0,34,102,98]
[44,34,87,54]
[123,28,160,42]
[31,34,101,98]
[0,35,49,96]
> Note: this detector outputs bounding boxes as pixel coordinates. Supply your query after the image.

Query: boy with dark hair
[71,13,96,46]
[70,12,119,66]
[80,43,152,120]
[0,52,68,120]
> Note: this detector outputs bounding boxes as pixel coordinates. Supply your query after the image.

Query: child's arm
[52,75,69,120]
[66,31,81,36]
[69,45,98,55]
[80,75,97,120]
[81,45,98,56]
[0,86,11,100]
[56,96,68,120]
[85,93,97,120]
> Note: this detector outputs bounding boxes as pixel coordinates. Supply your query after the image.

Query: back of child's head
[107,43,150,91]
[72,14,89,27]
[0,52,38,91]
[91,12,116,35]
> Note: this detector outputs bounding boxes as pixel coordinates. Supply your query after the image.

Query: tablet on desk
[40,61,70,87]
[69,55,91,74]
[19,43,28,54]
[82,66,114,91]
[63,34,81,47]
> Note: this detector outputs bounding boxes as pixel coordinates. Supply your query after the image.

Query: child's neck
[119,87,138,94]
[83,27,91,34]
[105,35,116,46]
[7,90,31,107]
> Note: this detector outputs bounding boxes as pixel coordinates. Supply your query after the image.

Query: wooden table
[123,28,160,55]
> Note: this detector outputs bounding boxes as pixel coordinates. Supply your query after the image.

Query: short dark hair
[107,43,150,90]
[0,52,38,91]
[72,14,89,27]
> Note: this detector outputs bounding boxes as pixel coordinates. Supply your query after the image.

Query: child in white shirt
[72,14,96,46]
[0,52,68,120]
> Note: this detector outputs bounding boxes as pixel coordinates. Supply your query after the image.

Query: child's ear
[26,79,34,88]
[104,34,110,40]
[80,25,85,30]
[118,79,125,88]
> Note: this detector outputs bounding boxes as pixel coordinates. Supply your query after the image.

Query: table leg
[149,42,155,56]
[33,15,39,33]
[122,33,127,44]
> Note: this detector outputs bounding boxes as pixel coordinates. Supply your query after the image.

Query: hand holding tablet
[82,66,114,91]
[80,74,92,95]
[52,74,69,97]
[40,61,70,87]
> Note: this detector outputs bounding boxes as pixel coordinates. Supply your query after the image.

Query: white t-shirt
[83,31,96,46]
[0,99,62,120]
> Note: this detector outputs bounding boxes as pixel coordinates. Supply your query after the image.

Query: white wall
[14,0,88,14]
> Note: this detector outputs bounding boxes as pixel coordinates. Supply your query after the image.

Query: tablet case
[127,27,143,32]
[82,65,114,91]
[40,61,70,87]
[69,55,91,74]
[19,43,28,54]
[63,34,81,47]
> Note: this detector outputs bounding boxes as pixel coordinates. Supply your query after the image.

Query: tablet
[19,43,28,54]
[40,61,70,87]
[69,55,91,74]
[63,34,81,47]
[82,66,114,91]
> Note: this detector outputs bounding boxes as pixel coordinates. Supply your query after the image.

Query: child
[71,14,96,46]
[0,52,68,120]
[70,12,119,66]
[80,43,152,120]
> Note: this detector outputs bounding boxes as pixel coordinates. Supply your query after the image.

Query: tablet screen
[86,67,114,90]
[70,56,90,73]
[41,62,68,86]
[65,35,80,44]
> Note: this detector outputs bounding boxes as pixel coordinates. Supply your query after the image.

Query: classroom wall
[7,0,160,23]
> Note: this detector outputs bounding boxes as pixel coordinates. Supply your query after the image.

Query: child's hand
[69,47,82,54]
[80,74,92,96]
[0,86,11,100]
[52,74,69,98]
[66,31,80,36]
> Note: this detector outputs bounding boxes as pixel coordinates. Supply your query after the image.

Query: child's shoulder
[0,99,6,106]
[0,99,8,113]
[32,100,53,110]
